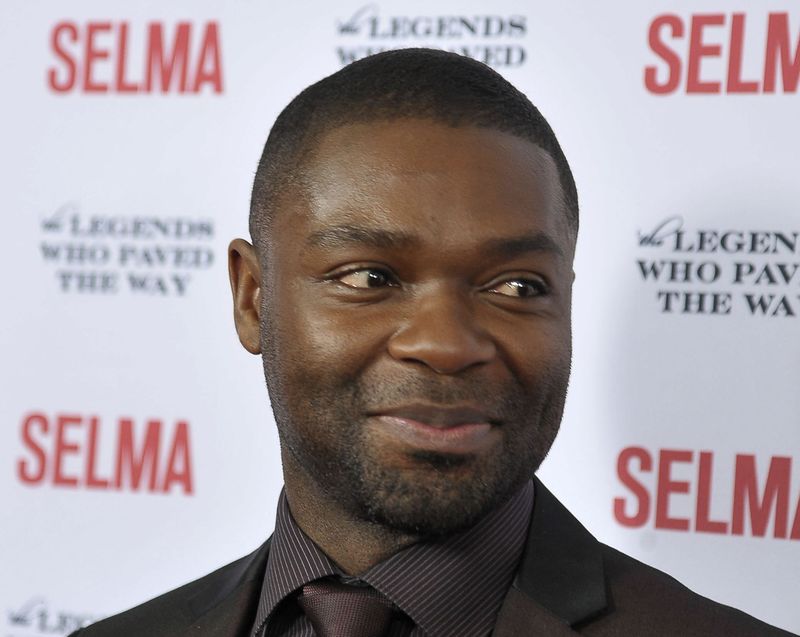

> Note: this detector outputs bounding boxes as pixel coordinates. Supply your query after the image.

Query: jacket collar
[181,539,271,637]
[493,477,608,635]
[180,477,607,637]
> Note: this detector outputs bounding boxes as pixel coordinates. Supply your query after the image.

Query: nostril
[387,321,496,375]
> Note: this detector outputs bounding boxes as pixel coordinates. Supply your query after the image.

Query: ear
[228,238,263,354]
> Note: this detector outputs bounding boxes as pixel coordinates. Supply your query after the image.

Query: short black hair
[249,48,578,248]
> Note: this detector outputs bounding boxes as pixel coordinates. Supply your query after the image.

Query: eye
[336,268,398,289]
[488,278,547,298]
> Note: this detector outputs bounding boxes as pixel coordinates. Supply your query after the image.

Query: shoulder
[69,541,270,637]
[588,543,795,636]
[520,479,795,636]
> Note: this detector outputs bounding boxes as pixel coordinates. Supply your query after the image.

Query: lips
[367,403,500,454]
[373,404,496,427]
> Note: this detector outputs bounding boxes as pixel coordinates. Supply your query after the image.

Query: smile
[368,404,500,454]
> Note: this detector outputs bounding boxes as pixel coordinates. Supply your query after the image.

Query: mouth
[366,403,501,455]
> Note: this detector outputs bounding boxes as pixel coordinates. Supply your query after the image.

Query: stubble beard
[263,346,570,538]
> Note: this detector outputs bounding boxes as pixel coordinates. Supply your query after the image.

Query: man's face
[255,119,574,536]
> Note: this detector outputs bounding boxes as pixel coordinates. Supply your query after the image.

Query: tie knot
[298,578,395,637]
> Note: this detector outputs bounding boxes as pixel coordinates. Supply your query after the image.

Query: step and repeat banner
[1,1,798,635]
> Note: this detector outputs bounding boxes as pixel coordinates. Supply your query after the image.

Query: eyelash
[329,267,548,298]
[488,278,549,298]
[333,267,399,289]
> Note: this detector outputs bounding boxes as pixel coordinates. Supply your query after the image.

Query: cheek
[276,287,394,375]
[493,317,572,381]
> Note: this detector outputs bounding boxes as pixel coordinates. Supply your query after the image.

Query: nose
[387,291,496,374]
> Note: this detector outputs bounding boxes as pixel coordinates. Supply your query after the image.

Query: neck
[281,452,419,575]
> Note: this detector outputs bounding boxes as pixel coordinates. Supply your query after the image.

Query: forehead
[281,119,571,253]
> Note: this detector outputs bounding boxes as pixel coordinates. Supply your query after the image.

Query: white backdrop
[2,1,798,635]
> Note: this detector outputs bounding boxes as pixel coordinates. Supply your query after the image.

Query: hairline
[250,116,577,258]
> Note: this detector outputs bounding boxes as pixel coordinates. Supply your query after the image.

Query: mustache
[350,373,530,419]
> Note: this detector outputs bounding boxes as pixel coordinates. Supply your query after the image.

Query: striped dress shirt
[251,480,533,637]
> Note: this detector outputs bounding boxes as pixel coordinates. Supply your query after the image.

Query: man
[72,49,794,636]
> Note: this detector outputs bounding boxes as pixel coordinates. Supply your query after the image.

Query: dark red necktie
[298,579,395,637]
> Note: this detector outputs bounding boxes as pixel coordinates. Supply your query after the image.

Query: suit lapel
[181,539,271,637]
[176,480,606,637]
[493,478,608,635]
[494,586,579,636]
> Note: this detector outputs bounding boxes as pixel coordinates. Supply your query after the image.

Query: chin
[352,454,528,537]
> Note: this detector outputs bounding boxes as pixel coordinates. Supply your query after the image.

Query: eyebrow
[482,233,564,259]
[306,225,418,250]
[305,225,563,258]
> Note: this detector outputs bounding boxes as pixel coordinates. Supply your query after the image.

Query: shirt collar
[252,490,338,634]
[253,480,533,637]
[361,481,533,636]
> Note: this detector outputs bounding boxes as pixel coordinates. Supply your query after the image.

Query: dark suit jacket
[72,479,796,636]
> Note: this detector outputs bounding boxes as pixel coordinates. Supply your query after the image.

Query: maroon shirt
[251,480,533,637]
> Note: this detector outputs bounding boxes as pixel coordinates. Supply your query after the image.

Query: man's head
[230,49,577,539]
[249,48,578,249]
